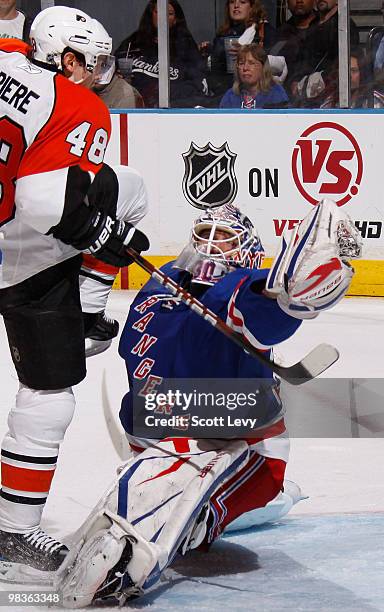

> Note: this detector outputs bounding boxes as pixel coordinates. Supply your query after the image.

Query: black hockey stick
[126,248,339,384]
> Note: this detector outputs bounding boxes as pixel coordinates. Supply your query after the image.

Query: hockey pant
[0,385,75,531]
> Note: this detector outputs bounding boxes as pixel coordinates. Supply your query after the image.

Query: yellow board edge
[113,257,384,297]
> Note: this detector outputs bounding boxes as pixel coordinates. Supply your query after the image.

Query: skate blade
[0,560,55,585]
[85,338,112,358]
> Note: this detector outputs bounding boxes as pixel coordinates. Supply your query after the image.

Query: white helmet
[30,6,114,84]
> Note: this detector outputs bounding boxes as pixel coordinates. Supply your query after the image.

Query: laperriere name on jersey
[0,70,40,114]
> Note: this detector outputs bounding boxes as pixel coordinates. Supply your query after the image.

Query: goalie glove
[265,199,362,319]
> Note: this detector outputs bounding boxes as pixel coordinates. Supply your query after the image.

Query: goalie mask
[175,204,264,288]
[30,6,115,86]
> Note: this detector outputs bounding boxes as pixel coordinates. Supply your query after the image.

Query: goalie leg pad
[57,439,250,605]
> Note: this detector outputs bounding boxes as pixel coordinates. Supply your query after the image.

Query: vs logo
[292,122,363,206]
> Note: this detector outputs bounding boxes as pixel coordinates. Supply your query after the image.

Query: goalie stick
[125,248,339,384]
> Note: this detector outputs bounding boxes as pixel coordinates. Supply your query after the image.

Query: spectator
[0,0,32,42]
[94,76,145,108]
[208,0,276,102]
[92,54,144,108]
[314,0,359,54]
[114,0,207,108]
[303,0,359,76]
[287,0,359,106]
[320,48,384,109]
[274,0,318,93]
[220,43,289,108]
[373,1,384,76]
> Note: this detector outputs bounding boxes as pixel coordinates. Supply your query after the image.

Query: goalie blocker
[265,199,362,319]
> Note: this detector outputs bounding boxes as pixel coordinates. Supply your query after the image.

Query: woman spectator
[207,0,276,103]
[114,0,207,108]
[220,44,289,108]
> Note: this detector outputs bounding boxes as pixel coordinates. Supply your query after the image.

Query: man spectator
[284,0,359,105]
[0,0,32,42]
[305,0,359,76]
[274,0,318,93]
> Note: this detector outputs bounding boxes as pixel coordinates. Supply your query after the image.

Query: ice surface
[0,293,383,610]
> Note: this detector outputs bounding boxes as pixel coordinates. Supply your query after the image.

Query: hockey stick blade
[126,249,339,384]
[269,343,339,382]
[101,370,131,461]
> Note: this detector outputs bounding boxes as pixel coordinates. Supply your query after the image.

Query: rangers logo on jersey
[182,142,238,210]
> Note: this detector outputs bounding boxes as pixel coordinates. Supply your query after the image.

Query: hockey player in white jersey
[0,6,149,579]
[56,199,361,607]
[29,6,144,356]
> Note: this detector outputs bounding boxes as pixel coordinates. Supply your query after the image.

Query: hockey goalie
[56,199,361,608]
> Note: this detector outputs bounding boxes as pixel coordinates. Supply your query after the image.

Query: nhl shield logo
[182,142,238,210]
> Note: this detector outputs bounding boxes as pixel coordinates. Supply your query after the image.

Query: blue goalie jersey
[118,262,301,435]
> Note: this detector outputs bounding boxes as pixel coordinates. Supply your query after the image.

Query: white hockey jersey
[0,39,111,288]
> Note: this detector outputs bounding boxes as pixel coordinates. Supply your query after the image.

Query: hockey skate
[84,311,119,357]
[0,527,68,584]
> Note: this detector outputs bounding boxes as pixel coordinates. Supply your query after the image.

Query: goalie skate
[56,511,159,609]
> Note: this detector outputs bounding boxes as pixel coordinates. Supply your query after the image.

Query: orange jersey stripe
[1,463,55,493]
[0,38,31,54]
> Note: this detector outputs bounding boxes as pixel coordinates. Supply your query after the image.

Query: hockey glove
[265,199,361,319]
[81,210,149,267]
[51,204,149,267]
